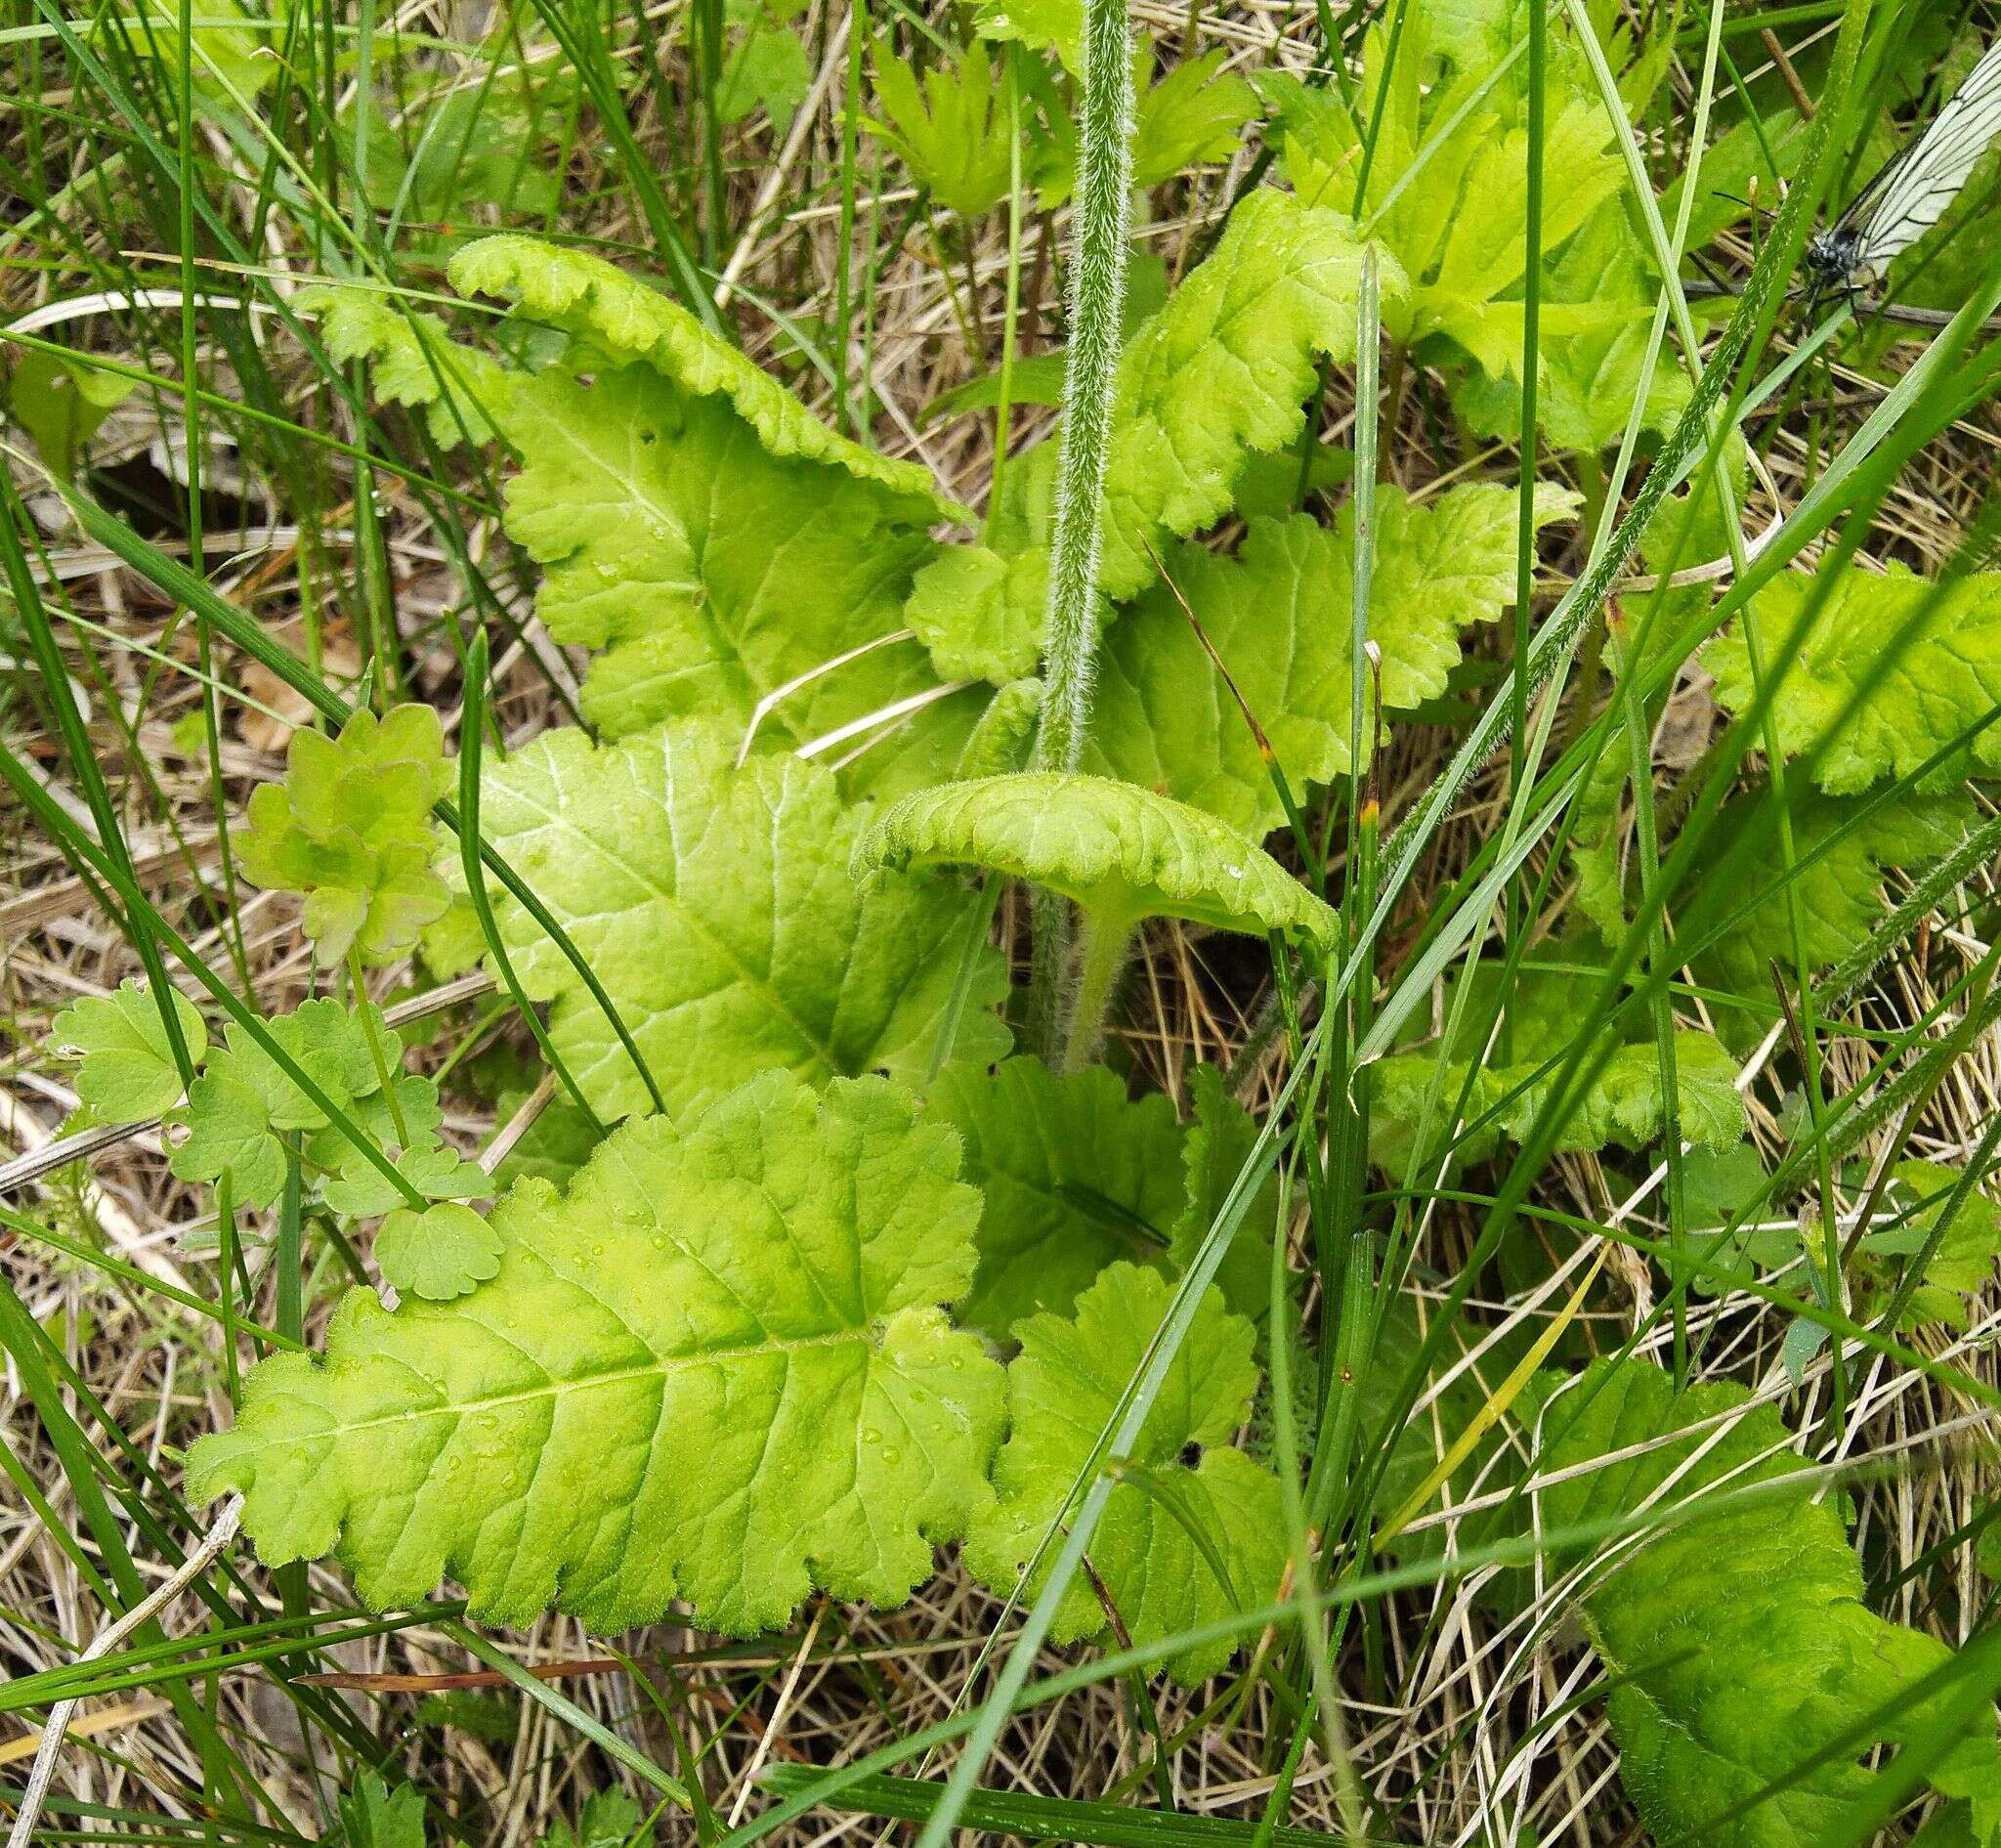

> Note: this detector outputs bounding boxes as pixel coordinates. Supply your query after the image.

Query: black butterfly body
[1803,35,2001,309]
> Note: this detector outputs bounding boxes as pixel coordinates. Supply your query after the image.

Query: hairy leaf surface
[192,1072,1007,1634]
[855,772,1339,944]
[478,721,1008,1124]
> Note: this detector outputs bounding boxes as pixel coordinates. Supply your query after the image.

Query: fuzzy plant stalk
[1027,0,1135,1058]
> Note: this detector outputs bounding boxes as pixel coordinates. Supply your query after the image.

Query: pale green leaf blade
[50,979,206,1120]
[929,1056,1185,1337]
[448,236,961,518]
[478,720,1010,1124]
[853,771,1339,944]
[377,1203,504,1303]
[1539,1358,2001,1847]
[965,1262,1286,1684]
[190,1072,1007,1635]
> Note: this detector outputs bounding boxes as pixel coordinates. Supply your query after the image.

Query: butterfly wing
[1855,36,2001,271]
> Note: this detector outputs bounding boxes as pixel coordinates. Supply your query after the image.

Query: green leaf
[716,0,811,131]
[865,40,1015,219]
[500,364,949,758]
[1538,1358,2001,1847]
[905,544,1049,684]
[338,1775,426,1848]
[50,979,206,1120]
[296,284,510,450]
[478,719,1010,1125]
[953,677,1044,779]
[974,0,1079,71]
[491,1096,603,1195]
[1033,40,1258,203]
[965,1262,1286,1684]
[1690,788,1971,1020]
[449,235,958,517]
[1093,187,1403,598]
[1087,484,1577,835]
[377,1201,503,1302]
[1703,565,2001,794]
[929,1056,1185,1337]
[107,0,278,106]
[541,1791,650,1848]
[1171,1065,1280,1328]
[237,705,453,967]
[323,1143,492,1220]
[167,1000,439,1211]
[3,346,134,481]
[854,771,1340,945]
[190,1072,1007,1635]
[1369,950,1746,1172]
[1851,1161,2001,1332]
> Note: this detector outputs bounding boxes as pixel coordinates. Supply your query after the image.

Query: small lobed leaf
[478,719,1010,1125]
[377,1202,503,1303]
[1703,565,2001,794]
[1369,950,1746,1173]
[854,771,1339,945]
[1851,1160,2001,1332]
[167,1000,440,1212]
[1088,484,1576,835]
[1172,1064,1281,1328]
[929,1056,1186,1338]
[50,980,206,1120]
[448,235,960,518]
[1537,1358,2001,1847]
[238,705,453,967]
[338,1774,427,1848]
[295,284,511,450]
[965,1262,1287,1685]
[191,1071,1007,1635]
[864,40,1014,219]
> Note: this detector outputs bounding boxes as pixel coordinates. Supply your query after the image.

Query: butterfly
[1803,34,2001,307]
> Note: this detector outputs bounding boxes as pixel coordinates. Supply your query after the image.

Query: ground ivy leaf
[497,365,944,754]
[238,705,453,967]
[1539,1358,2001,1847]
[965,1262,1286,1684]
[929,1056,1186,1338]
[478,719,1010,1125]
[854,772,1339,946]
[1089,485,1575,835]
[377,1201,503,1302]
[297,284,511,450]
[1369,949,1746,1172]
[1093,188,1404,599]
[191,1072,1007,1635]
[50,979,206,1120]
[1703,565,2001,793]
[448,235,960,519]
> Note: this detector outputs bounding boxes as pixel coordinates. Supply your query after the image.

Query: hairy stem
[1060,911,1131,1074]
[1027,0,1133,1059]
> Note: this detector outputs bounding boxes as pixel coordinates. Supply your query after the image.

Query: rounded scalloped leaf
[447,236,965,522]
[853,772,1337,947]
[189,1071,1007,1637]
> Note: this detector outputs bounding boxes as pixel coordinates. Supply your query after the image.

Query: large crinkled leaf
[929,1056,1185,1339]
[1093,188,1403,599]
[448,235,959,519]
[496,364,948,754]
[1088,484,1576,835]
[1369,950,1746,1172]
[190,1072,1007,1635]
[478,720,1009,1124]
[965,1262,1287,1684]
[1537,1359,2001,1847]
[854,772,1339,946]
[1703,565,2001,794]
